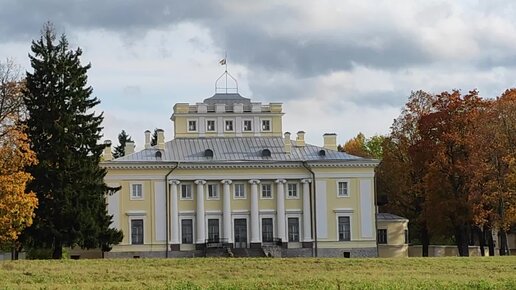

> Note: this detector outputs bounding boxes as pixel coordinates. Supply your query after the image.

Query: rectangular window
[261,184,272,198]
[181,219,193,244]
[404,229,408,244]
[181,184,192,199]
[207,184,219,199]
[377,229,387,244]
[131,219,144,245]
[338,217,351,241]
[261,119,271,131]
[338,181,349,197]
[206,120,216,131]
[131,184,143,199]
[188,120,197,132]
[225,120,234,131]
[287,183,298,198]
[234,183,245,198]
[262,218,273,243]
[208,219,220,243]
[243,120,252,131]
[288,217,299,242]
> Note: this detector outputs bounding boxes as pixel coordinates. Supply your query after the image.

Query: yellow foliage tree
[0,59,38,248]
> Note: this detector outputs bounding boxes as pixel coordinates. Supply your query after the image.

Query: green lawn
[1,256,515,289]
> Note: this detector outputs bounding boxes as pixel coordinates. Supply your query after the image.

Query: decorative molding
[101,160,378,170]
[125,211,147,216]
[333,208,355,213]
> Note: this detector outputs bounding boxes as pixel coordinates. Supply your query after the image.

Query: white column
[221,179,233,244]
[301,179,312,242]
[169,180,180,245]
[275,179,287,243]
[195,180,206,244]
[249,179,261,244]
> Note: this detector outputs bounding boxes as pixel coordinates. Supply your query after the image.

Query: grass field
[1,256,515,289]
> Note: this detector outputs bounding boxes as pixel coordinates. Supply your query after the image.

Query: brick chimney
[125,141,135,155]
[156,129,165,150]
[296,131,305,147]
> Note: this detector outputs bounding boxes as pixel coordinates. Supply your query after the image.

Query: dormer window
[188,120,197,132]
[225,120,234,131]
[205,149,214,158]
[243,120,252,131]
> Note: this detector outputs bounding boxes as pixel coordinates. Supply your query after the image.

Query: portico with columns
[167,175,314,250]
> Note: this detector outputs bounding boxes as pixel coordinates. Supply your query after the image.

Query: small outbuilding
[377,213,409,258]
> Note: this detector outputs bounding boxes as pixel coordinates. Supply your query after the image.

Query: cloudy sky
[1,0,516,148]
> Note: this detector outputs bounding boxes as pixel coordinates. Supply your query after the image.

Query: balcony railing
[205,238,229,248]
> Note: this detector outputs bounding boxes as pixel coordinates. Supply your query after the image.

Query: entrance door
[234,219,248,248]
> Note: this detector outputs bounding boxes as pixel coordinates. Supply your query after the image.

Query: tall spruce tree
[22,23,122,259]
[112,130,133,158]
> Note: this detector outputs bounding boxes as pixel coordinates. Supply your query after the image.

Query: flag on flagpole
[219,58,226,65]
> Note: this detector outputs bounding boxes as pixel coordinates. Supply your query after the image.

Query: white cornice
[101,160,378,170]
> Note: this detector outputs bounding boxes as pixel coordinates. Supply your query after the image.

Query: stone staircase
[230,248,266,257]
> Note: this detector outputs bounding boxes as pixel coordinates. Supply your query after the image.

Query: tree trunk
[455,224,470,257]
[477,226,485,256]
[52,241,63,259]
[421,225,430,257]
[485,226,495,256]
[499,230,509,256]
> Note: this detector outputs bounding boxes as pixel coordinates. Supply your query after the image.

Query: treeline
[342,90,516,256]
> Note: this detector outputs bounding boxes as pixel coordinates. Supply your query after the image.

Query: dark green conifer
[23,23,122,259]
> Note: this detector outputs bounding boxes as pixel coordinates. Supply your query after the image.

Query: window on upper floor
[287,183,298,198]
[378,229,387,244]
[337,181,349,197]
[261,184,272,199]
[181,184,192,200]
[207,184,219,199]
[131,183,143,200]
[225,120,234,131]
[206,120,216,131]
[243,120,252,131]
[234,183,245,198]
[188,120,197,132]
[261,119,271,131]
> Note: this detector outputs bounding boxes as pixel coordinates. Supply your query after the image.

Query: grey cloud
[0,0,219,40]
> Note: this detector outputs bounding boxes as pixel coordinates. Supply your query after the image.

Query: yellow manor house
[101,90,387,258]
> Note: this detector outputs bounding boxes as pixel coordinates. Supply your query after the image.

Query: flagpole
[225,51,228,94]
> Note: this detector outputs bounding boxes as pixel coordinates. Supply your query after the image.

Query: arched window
[205,149,214,158]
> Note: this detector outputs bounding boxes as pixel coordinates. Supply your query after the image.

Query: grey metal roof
[114,137,367,163]
[203,93,251,105]
[377,213,408,221]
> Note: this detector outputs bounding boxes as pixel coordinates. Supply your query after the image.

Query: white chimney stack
[103,140,113,161]
[296,131,305,147]
[284,132,291,154]
[144,130,151,149]
[125,141,135,155]
[323,133,337,151]
[157,129,165,150]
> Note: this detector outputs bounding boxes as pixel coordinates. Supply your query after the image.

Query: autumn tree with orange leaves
[0,59,38,250]
[377,90,436,256]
